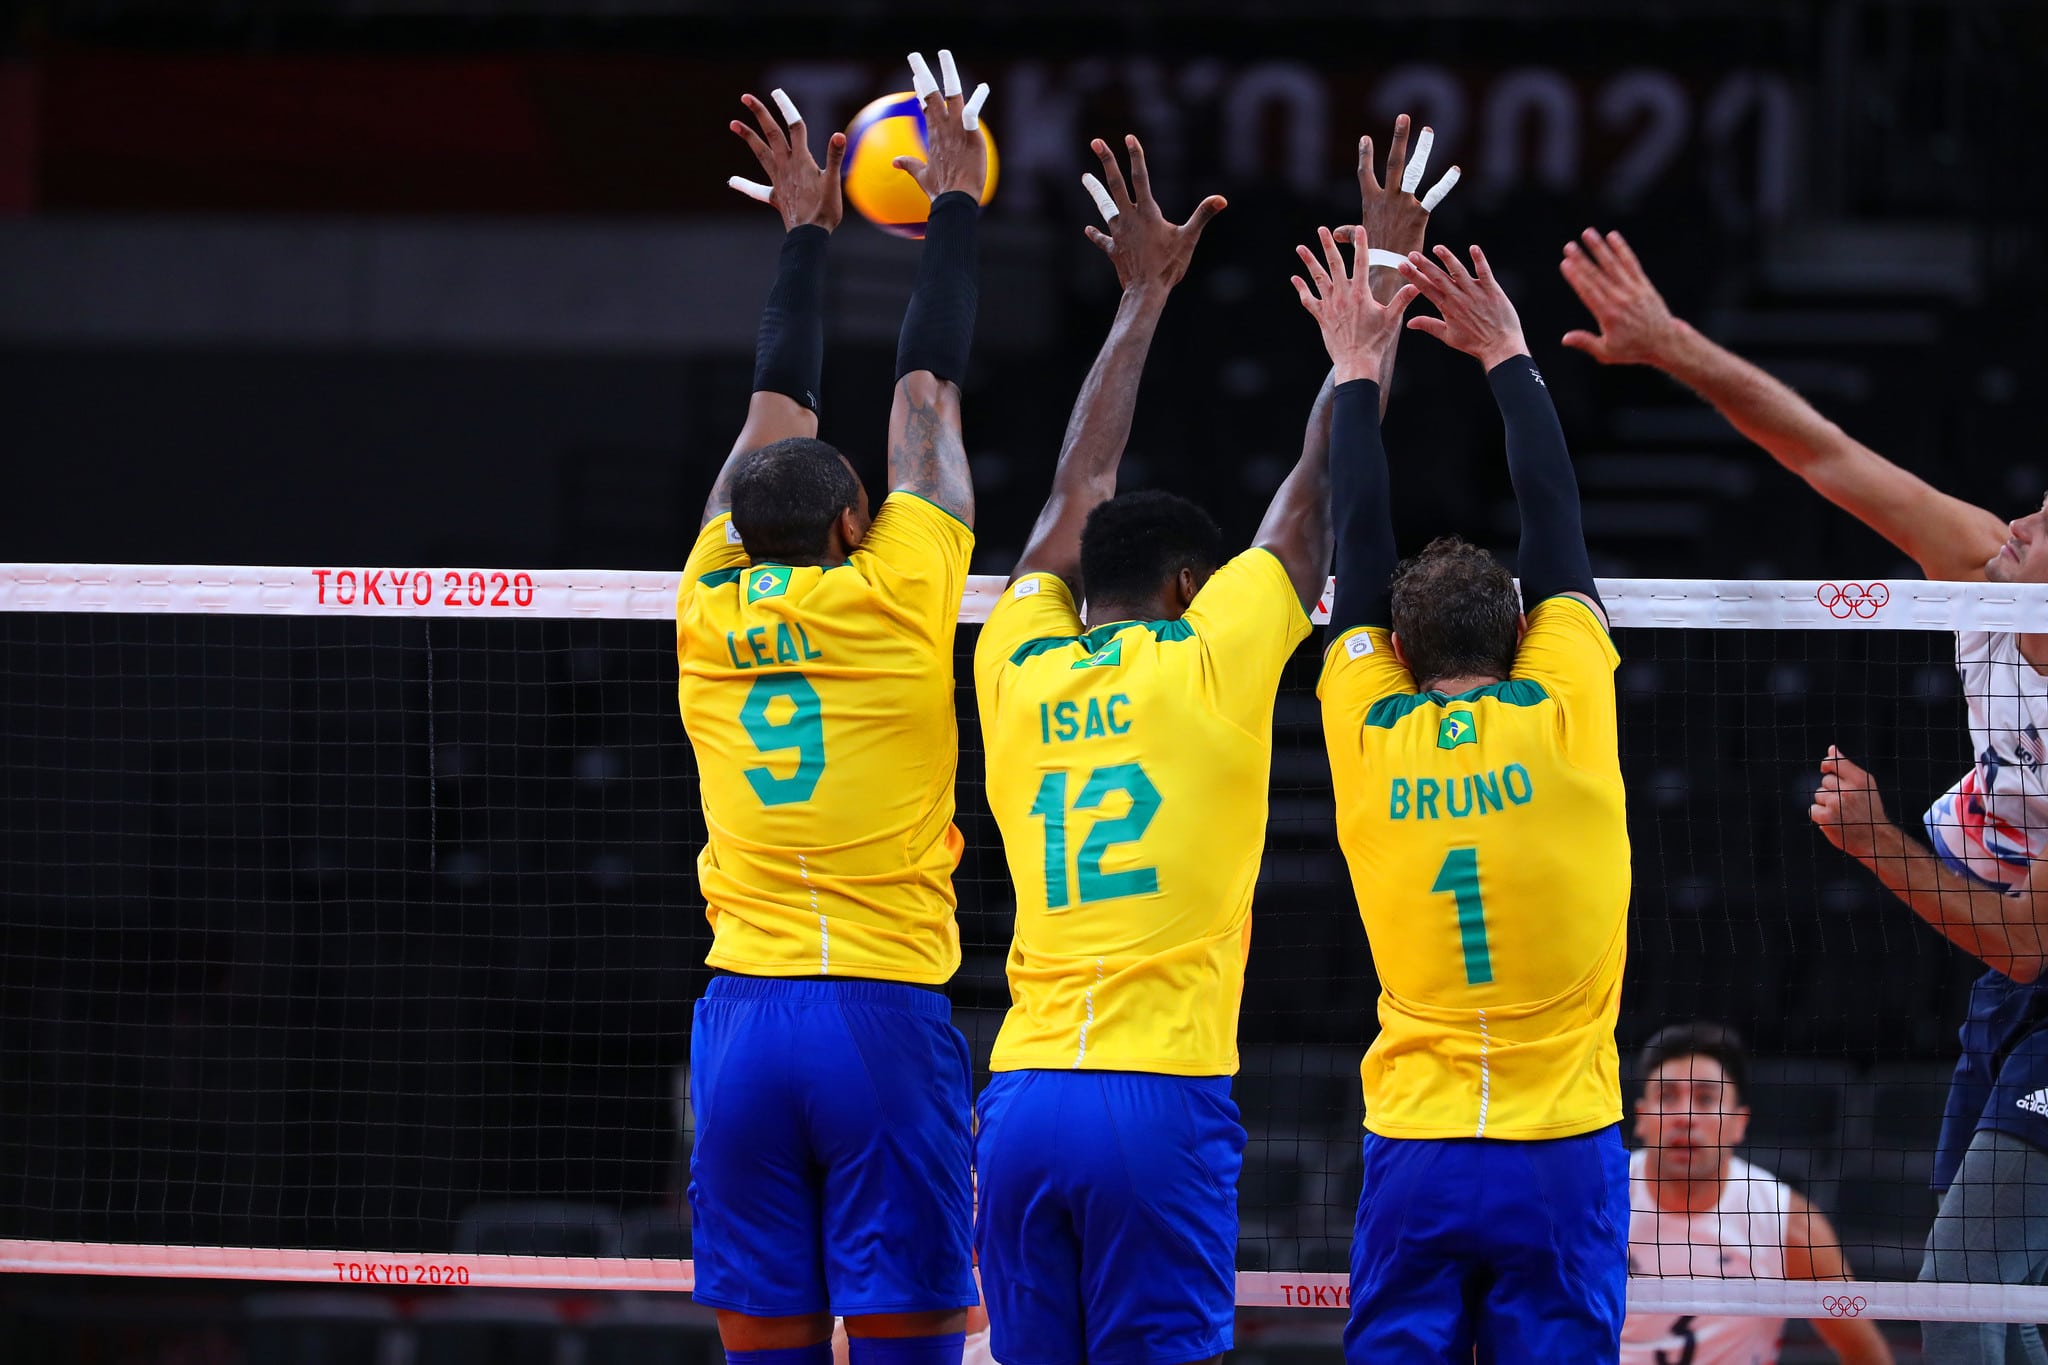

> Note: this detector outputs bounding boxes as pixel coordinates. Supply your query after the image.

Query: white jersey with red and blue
[1925,630,2048,1189]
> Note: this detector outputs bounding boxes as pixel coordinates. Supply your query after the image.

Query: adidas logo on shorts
[2016,1088,2048,1118]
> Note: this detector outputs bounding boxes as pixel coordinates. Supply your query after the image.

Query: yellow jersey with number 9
[676,493,972,985]
[973,550,1311,1076]
[1319,595,1629,1140]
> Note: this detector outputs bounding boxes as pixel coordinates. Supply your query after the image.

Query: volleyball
[842,91,999,239]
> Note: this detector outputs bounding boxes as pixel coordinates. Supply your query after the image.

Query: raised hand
[1336,114,1460,266]
[1080,135,1226,295]
[1398,244,1529,370]
[1558,227,1683,366]
[727,88,846,233]
[1292,224,1420,385]
[1810,746,1890,860]
[893,50,991,203]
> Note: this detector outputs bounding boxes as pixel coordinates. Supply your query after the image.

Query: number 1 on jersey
[1432,847,1494,985]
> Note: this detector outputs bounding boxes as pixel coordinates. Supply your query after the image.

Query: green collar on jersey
[1364,677,1549,730]
[1008,616,1195,666]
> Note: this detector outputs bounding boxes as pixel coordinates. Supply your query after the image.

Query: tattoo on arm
[888,375,974,525]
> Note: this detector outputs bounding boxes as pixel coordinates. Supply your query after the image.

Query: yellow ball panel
[841,91,999,238]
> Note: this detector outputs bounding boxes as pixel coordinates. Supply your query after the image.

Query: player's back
[972,549,1310,1074]
[676,493,973,984]
[1320,594,1629,1138]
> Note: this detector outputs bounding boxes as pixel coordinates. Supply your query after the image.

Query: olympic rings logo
[1816,582,1890,619]
[1821,1295,1869,1318]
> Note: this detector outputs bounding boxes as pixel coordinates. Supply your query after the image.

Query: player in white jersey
[1623,1023,1892,1365]
[1559,226,2048,1363]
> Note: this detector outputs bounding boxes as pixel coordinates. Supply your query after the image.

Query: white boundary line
[3,565,2047,631]
[4,1244,2046,1319]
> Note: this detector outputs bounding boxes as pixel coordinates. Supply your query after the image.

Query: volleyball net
[4,563,2048,1323]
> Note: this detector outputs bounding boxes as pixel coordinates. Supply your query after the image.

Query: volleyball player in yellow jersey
[972,126,1430,1365]
[676,59,989,1365]
[1310,235,1629,1364]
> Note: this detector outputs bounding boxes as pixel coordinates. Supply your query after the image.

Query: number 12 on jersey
[1028,763,1161,908]
[1433,847,1494,985]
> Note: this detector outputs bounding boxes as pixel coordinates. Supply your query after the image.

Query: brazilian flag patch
[745,565,793,604]
[1072,638,1124,670]
[1437,709,1477,750]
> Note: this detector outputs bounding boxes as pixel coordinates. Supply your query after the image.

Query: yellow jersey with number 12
[1319,595,1629,1140]
[973,549,1310,1076]
[676,493,972,985]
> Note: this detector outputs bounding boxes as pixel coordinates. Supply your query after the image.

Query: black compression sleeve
[750,224,829,413]
[1491,355,1600,608]
[1328,378,1398,634]
[894,191,981,384]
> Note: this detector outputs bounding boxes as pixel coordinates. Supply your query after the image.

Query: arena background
[2,0,2046,1359]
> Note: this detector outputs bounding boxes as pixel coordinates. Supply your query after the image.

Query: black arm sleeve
[1492,355,1600,609]
[749,224,829,413]
[894,191,981,384]
[1327,378,1398,634]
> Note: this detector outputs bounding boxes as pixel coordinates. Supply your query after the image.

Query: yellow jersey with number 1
[973,550,1311,1076]
[1319,595,1629,1140]
[675,493,973,985]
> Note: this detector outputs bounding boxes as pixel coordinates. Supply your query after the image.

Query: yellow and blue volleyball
[842,91,998,239]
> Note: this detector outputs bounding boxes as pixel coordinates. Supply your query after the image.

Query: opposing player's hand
[1398,244,1529,370]
[893,51,991,203]
[727,89,846,232]
[1080,135,1225,295]
[1292,224,1420,385]
[1558,228,1684,367]
[1810,746,1890,859]
[1334,114,1459,265]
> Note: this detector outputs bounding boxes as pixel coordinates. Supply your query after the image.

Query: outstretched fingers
[1090,138,1135,214]
[739,93,789,154]
[1124,134,1154,206]
[1381,114,1412,200]
[821,131,847,179]
[1398,249,1455,298]
[1319,225,1348,284]
[1296,241,1333,296]
[1182,194,1227,239]
[1432,243,1475,285]
[729,118,776,174]
[1357,134,1381,194]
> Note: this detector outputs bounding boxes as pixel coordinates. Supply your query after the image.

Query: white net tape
[5,563,2047,1323]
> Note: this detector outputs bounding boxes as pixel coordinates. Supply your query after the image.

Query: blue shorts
[688,975,976,1317]
[1346,1125,1627,1365]
[974,1069,1243,1365]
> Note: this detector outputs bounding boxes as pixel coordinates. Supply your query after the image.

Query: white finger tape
[908,53,939,102]
[1367,248,1411,271]
[1082,173,1120,222]
[962,83,990,132]
[770,89,802,127]
[938,50,963,99]
[1419,166,1462,212]
[727,177,774,204]
[1400,127,1434,194]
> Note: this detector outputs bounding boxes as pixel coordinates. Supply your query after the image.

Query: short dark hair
[728,438,862,562]
[1389,536,1520,687]
[1078,491,1229,610]
[1638,1021,1750,1103]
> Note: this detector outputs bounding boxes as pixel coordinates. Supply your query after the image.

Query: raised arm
[1307,116,1454,631]
[1283,225,1419,614]
[703,89,848,528]
[1009,135,1225,587]
[1783,1189,1896,1364]
[1559,227,2004,582]
[1812,747,2048,983]
[1402,243,1605,626]
[885,52,992,526]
